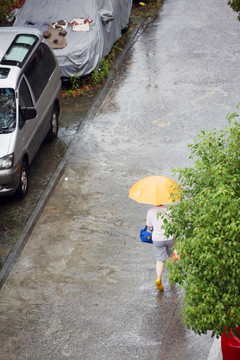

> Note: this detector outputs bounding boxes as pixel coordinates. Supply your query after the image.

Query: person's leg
[153,241,166,291]
[156,261,164,280]
[155,261,164,290]
[154,240,174,291]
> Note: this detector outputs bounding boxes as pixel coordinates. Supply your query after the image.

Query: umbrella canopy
[129,175,181,205]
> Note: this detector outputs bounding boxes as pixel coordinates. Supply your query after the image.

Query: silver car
[0,27,62,198]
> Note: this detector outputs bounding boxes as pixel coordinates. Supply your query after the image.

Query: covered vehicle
[13,0,132,78]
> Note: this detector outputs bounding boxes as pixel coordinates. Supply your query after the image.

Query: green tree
[228,0,240,20]
[164,107,240,338]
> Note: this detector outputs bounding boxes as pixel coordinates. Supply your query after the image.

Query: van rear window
[0,88,16,133]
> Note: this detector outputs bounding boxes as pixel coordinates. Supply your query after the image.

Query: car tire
[16,161,28,198]
[47,105,58,141]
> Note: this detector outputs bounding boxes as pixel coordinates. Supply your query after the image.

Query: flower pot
[221,327,240,360]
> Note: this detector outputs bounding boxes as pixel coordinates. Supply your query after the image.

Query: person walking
[146,204,174,291]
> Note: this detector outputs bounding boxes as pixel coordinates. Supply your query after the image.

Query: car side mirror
[21,107,37,120]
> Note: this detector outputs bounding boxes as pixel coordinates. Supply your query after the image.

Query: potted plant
[221,326,240,359]
[163,107,240,358]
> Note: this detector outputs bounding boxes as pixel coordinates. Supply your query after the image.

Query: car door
[24,43,56,145]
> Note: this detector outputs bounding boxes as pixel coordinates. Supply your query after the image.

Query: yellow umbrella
[129,175,181,205]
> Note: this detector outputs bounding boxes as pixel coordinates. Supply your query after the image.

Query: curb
[207,337,222,360]
[0,18,145,290]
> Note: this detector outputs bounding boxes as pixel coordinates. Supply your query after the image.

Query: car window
[24,43,56,102]
[0,88,16,133]
[19,77,33,108]
[18,77,33,129]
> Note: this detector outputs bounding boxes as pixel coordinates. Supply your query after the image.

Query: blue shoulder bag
[140,226,153,244]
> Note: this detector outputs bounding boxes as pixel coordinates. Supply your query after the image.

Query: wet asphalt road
[0,0,239,358]
[0,94,95,269]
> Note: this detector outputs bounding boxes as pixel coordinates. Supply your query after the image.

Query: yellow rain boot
[155,279,164,291]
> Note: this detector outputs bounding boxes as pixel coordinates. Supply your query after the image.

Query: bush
[0,0,24,24]
[0,0,13,22]
[228,0,240,20]
[91,58,110,86]
[164,106,240,338]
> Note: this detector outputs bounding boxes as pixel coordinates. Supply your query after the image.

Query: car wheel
[16,161,28,198]
[47,106,58,141]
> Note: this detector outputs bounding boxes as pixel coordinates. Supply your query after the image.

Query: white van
[0,27,62,198]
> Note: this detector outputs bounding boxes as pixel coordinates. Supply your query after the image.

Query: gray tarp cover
[14,0,132,77]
